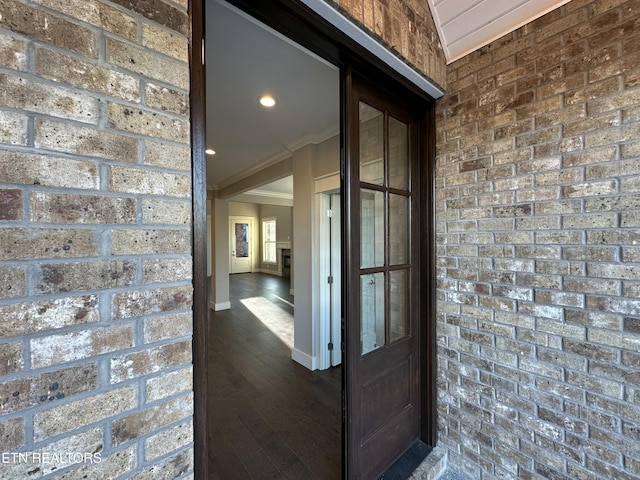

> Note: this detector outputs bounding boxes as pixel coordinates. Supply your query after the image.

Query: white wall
[213,197,230,310]
[292,143,316,368]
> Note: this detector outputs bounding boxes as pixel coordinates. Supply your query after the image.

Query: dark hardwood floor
[208,273,342,479]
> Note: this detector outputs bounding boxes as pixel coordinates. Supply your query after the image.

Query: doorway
[229,216,254,274]
[317,189,342,370]
[193,1,437,478]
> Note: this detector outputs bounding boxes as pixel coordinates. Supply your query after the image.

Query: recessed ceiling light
[259,95,276,107]
[205,149,216,155]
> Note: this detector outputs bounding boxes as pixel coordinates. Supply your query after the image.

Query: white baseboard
[213,301,231,311]
[292,348,316,371]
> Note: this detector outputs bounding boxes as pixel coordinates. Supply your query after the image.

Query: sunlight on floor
[240,296,294,349]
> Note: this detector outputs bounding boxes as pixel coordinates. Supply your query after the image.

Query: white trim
[292,348,316,370]
[300,0,445,99]
[246,189,293,200]
[314,171,340,194]
[214,301,231,311]
[286,125,340,152]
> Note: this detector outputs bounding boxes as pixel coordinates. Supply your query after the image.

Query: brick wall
[0,0,194,477]
[436,0,640,478]
[328,0,446,89]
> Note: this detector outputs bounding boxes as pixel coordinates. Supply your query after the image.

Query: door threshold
[379,441,432,480]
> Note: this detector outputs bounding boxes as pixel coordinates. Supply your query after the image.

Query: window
[263,219,277,264]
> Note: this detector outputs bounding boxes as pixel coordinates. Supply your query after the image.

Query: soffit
[427,0,573,63]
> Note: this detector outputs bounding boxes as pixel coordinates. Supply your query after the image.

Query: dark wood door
[343,69,424,480]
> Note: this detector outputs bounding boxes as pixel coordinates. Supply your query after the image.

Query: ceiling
[205,0,571,197]
[426,0,573,63]
[205,0,338,197]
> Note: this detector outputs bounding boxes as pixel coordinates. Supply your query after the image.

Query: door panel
[345,70,423,480]
[229,216,253,274]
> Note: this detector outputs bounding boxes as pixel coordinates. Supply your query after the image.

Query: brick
[0,0,96,57]
[110,166,190,197]
[36,260,136,294]
[563,246,618,261]
[36,48,140,102]
[588,263,639,280]
[31,192,137,225]
[144,140,190,170]
[31,363,98,405]
[31,323,134,368]
[494,203,532,217]
[0,150,99,190]
[623,283,640,298]
[143,312,192,343]
[0,363,98,414]
[35,118,139,162]
[0,32,27,70]
[143,24,188,62]
[586,229,640,246]
[144,420,193,461]
[107,102,190,143]
[31,0,137,41]
[33,384,137,441]
[0,228,98,261]
[145,366,193,402]
[53,445,136,480]
[589,359,640,385]
[0,73,97,123]
[621,175,640,193]
[111,285,192,319]
[110,340,191,382]
[588,326,640,350]
[106,38,189,90]
[624,247,640,262]
[0,110,27,145]
[586,195,640,212]
[142,199,191,225]
[0,417,24,451]
[563,180,617,198]
[112,393,193,445]
[562,213,617,229]
[564,277,620,296]
[589,88,640,115]
[536,291,584,308]
[143,258,192,283]
[18,428,104,477]
[110,0,188,35]
[111,229,191,255]
[585,124,639,148]
[0,266,27,299]
[145,83,189,116]
[0,189,22,221]
[0,341,23,375]
[130,449,193,480]
[622,211,640,227]
[0,295,98,338]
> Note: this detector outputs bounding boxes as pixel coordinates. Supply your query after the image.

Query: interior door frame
[190,1,438,478]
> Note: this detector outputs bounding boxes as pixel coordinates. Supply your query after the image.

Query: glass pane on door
[235,223,249,257]
[389,116,409,190]
[389,194,409,265]
[361,272,385,355]
[389,269,409,343]
[359,102,384,185]
[361,189,384,268]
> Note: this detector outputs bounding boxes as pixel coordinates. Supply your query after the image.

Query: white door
[229,216,253,274]
[317,191,342,369]
[329,193,342,366]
